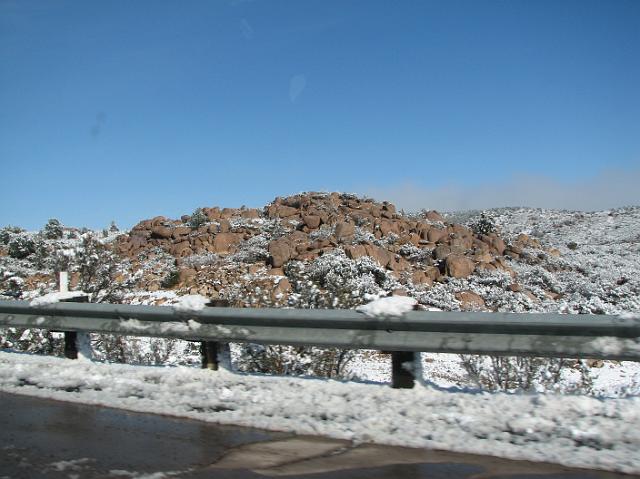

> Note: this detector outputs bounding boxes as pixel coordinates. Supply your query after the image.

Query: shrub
[188,208,208,228]
[8,236,36,259]
[42,218,63,240]
[72,233,132,302]
[235,344,354,379]
[460,355,593,394]
[160,268,180,288]
[0,226,24,245]
[471,212,496,236]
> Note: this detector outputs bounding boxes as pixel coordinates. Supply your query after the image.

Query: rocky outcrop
[115,192,523,304]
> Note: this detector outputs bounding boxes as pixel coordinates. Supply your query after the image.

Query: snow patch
[356,296,417,318]
[30,291,89,306]
[172,295,209,312]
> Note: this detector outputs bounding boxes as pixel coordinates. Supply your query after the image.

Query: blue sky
[1,0,638,229]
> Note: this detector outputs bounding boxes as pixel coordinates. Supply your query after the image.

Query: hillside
[1,192,638,314]
[1,193,639,395]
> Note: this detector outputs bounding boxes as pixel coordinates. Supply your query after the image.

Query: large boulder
[444,255,475,278]
[335,221,355,240]
[213,233,242,253]
[268,240,292,268]
[150,226,172,239]
[302,215,321,229]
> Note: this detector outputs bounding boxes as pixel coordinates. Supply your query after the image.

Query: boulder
[412,270,433,286]
[170,241,192,257]
[444,255,475,278]
[241,209,260,219]
[268,240,292,268]
[150,226,172,239]
[213,233,242,253]
[302,215,321,229]
[345,244,367,260]
[425,210,444,222]
[455,291,485,310]
[178,268,197,284]
[433,245,451,260]
[379,220,399,236]
[335,221,355,240]
[275,205,299,218]
[172,227,191,239]
[218,219,231,233]
[364,244,392,268]
[428,228,447,243]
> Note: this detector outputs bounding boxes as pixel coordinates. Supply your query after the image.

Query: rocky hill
[1,193,639,395]
[1,192,638,316]
[110,192,544,309]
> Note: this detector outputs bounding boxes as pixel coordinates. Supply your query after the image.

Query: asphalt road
[0,392,634,479]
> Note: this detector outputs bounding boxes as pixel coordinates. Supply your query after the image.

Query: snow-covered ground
[1,350,639,474]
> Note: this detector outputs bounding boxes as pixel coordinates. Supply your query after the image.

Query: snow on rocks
[356,296,417,318]
[0,350,639,474]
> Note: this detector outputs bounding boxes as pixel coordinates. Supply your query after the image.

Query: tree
[188,208,208,228]
[42,218,64,240]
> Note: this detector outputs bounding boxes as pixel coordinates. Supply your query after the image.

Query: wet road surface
[0,392,635,479]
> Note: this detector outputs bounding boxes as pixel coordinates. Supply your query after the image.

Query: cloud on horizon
[363,168,640,213]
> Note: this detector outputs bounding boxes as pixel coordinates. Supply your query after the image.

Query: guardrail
[1,299,639,388]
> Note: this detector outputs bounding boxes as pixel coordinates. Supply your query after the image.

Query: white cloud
[362,168,640,212]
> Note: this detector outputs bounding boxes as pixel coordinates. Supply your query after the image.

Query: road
[0,392,634,478]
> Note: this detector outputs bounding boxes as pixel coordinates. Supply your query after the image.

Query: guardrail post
[201,299,231,370]
[57,272,90,360]
[391,351,415,389]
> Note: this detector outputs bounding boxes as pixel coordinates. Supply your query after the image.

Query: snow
[1,350,639,474]
[356,296,417,318]
[172,295,209,312]
[589,336,640,356]
[30,291,89,306]
[76,332,93,361]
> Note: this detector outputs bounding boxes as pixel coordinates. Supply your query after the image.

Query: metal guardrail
[1,300,639,362]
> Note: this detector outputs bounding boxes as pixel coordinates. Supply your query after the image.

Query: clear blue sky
[1,0,639,229]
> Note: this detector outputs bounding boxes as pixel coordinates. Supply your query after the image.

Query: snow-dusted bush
[42,218,63,240]
[72,233,132,302]
[90,334,200,366]
[160,268,180,288]
[227,234,268,263]
[0,327,64,357]
[460,355,593,394]
[188,208,208,228]
[235,344,354,379]
[0,226,24,245]
[8,235,36,259]
[285,251,399,309]
[471,212,496,236]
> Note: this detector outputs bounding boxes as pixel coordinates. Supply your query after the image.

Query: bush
[72,233,132,302]
[42,219,63,240]
[471,212,496,236]
[235,344,354,379]
[188,208,208,228]
[8,236,36,259]
[160,268,180,288]
[460,354,593,394]
[0,226,24,245]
